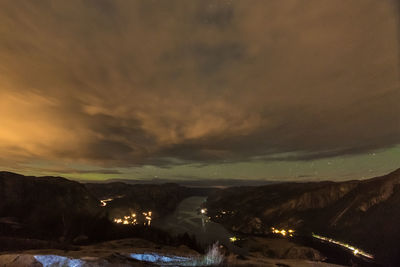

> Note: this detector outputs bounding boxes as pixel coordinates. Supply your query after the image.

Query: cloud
[34,167,123,175]
[0,0,398,170]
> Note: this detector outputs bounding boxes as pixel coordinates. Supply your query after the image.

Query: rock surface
[246,237,325,261]
[0,238,345,267]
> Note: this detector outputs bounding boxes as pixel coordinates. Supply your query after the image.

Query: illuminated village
[113,211,152,226]
[99,197,153,226]
[271,227,295,237]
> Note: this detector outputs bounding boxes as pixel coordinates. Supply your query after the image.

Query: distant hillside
[0,171,102,241]
[84,182,214,219]
[0,171,215,247]
[206,168,400,266]
[86,178,277,188]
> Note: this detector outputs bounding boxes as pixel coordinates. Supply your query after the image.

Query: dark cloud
[195,0,235,28]
[0,0,398,171]
[161,42,246,76]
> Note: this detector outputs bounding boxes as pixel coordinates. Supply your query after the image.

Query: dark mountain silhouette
[0,171,206,251]
[0,171,101,241]
[206,168,400,266]
[85,178,277,188]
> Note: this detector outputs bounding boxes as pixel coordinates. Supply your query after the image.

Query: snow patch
[34,255,85,267]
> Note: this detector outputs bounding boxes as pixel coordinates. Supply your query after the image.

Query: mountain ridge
[205,168,400,266]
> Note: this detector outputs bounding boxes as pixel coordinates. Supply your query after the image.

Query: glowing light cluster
[100,198,113,207]
[100,195,124,206]
[113,211,153,226]
[213,210,234,219]
[113,213,138,225]
[143,211,152,226]
[312,233,374,259]
[271,227,295,237]
[229,236,239,242]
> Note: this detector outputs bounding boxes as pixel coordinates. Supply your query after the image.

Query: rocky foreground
[0,238,345,267]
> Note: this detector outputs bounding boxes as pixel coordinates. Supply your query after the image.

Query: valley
[1,170,400,266]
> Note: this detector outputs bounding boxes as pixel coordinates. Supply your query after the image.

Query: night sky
[0,0,399,182]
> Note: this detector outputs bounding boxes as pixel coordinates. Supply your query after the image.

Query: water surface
[154,196,244,254]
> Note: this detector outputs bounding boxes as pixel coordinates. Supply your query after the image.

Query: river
[153,196,385,266]
[153,196,245,255]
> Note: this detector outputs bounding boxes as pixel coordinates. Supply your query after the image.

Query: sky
[0,0,399,182]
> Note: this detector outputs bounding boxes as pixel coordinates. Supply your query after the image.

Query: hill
[205,168,400,266]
